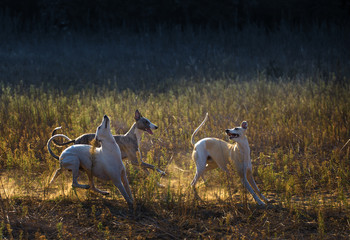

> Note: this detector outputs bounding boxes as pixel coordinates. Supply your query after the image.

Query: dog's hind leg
[71,167,90,189]
[200,158,218,186]
[61,156,90,189]
[241,170,265,206]
[191,150,207,200]
[191,148,208,186]
[50,168,62,184]
[86,172,109,195]
[246,168,269,203]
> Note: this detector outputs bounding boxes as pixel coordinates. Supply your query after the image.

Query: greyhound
[51,110,165,175]
[47,115,133,207]
[190,113,268,206]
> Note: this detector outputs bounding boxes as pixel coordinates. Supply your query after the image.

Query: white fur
[190,113,268,206]
[47,115,133,207]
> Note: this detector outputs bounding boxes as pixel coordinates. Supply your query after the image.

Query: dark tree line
[1,0,349,32]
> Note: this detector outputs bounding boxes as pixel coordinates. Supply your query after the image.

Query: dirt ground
[1,163,350,239]
[1,195,349,239]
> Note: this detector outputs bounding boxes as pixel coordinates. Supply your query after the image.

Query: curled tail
[47,134,72,160]
[51,126,75,146]
[191,112,209,146]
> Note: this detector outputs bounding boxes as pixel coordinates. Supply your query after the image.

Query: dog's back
[74,134,95,144]
[72,134,136,159]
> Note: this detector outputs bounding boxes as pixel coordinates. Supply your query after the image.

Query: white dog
[47,115,133,207]
[190,113,268,206]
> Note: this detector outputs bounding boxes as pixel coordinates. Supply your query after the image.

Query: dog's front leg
[121,169,133,200]
[138,149,152,173]
[241,170,265,206]
[112,177,133,209]
[128,151,149,174]
[246,168,269,203]
[138,149,166,176]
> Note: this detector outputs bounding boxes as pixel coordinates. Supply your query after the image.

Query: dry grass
[0,25,349,239]
[0,78,349,239]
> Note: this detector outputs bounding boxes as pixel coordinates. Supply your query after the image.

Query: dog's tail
[191,112,209,146]
[47,134,71,160]
[51,127,75,146]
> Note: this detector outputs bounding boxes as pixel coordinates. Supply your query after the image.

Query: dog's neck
[134,127,143,146]
[125,122,142,146]
[100,134,120,153]
[234,137,250,161]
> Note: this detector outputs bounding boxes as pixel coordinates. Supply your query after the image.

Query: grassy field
[0,25,350,239]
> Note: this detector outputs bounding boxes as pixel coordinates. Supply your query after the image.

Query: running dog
[51,110,165,175]
[47,115,133,207]
[190,113,268,206]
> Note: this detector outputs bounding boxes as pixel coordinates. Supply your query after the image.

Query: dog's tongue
[146,128,153,135]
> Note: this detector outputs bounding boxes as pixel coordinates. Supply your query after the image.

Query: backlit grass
[0,77,349,239]
[1,21,349,239]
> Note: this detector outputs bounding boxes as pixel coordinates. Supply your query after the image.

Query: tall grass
[0,25,349,238]
[1,78,349,238]
[1,78,349,194]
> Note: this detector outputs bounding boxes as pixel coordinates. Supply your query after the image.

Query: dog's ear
[241,121,248,130]
[135,110,142,121]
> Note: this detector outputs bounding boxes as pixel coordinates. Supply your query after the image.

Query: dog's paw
[157,169,166,176]
[96,189,109,195]
[72,183,90,189]
[90,187,109,195]
[256,203,267,209]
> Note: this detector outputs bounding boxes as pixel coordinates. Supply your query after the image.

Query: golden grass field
[0,78,349,239]
[0,18,349,239]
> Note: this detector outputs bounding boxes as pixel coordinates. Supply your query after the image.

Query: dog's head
[95,115,112,142]
[134,109,158,135]
[225,121,248,142]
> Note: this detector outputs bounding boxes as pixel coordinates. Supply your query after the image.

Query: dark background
[0,1,349,91]
[1,0,349,32]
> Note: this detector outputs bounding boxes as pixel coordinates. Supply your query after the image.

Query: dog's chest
[134,128,143,146]
[230,145,250,166]
[115,135,139,158]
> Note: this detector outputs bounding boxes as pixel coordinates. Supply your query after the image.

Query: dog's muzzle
[104,115,109,128]
[225,129,239,139]
[145,127,153,135]
[145,124,157,135]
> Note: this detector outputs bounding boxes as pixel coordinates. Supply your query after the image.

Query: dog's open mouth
[145,127,153,135]
[227,133,239,139]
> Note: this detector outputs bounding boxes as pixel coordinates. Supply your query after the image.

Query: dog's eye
[98,126,101,130]
[234,128,239,131]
